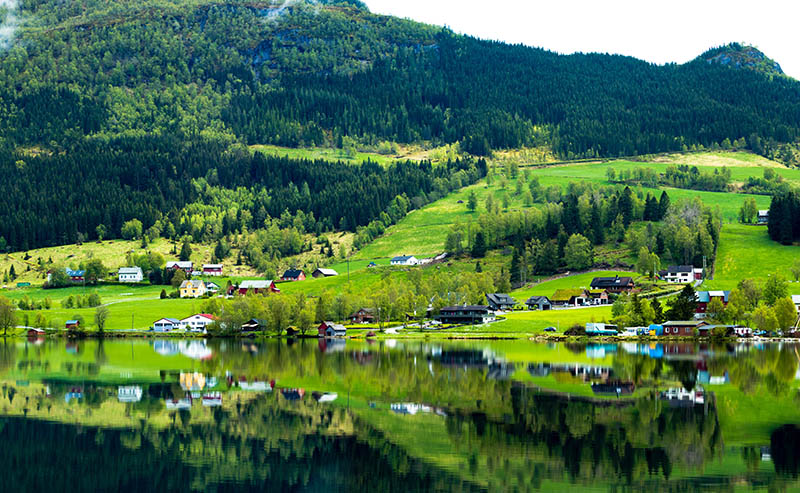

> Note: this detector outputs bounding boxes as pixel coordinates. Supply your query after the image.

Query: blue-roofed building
[696,290,730,317]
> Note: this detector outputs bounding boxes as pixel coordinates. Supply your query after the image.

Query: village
[28,252,800,341]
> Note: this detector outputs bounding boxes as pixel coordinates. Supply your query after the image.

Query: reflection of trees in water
[0,395,483,492]
[437,389,723,488]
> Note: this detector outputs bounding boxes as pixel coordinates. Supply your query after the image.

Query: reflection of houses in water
[486,362,516,380]
[660,387,705,406]
[202,392,222,407]
[153,340,180,356]
[586,344,617,359]
[312,392,338,403]
[237,378,275,392]
[391,403,432,415]
[527,362,612,382]
[166,398,192,410]
[117,386,143,403]
[65,387,83,403]
[318,338,346,353]
[178,340,213,360]
[351,351,375,365]
[591,382,635,396]
[281,388,305,401]
[180,372,206,391]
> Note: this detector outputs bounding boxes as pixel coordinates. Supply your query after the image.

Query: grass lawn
[495,306,613,333]
[249,144,415,167]
[706,223,800,289]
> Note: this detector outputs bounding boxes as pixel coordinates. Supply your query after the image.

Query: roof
[486,293,516,305]
[696,290,730,303]
[440,305,490,311]
[166,261,193,268]
[663,320,708,327]
[526,296,551,304]
[240,280,275,289]
[182,314,215,322]
[154,318,181,324]
[314,268,338,276]
[66,320,79,324]
[180,280,205,289]
[118,267,143,274]
[551,289,586,302]
[665,265,694,273]
[392,255,417,262]
[66,269,85,276]
[282,269,304,278]
[202,264,223,269]
[590,276,634,288]
[758,210,769,216]
[205,281,220,288]
[321,321,347,331]
[792,295,800,304]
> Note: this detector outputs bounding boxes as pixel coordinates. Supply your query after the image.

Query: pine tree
[8,264,15,280]
[179,238,192,261]
[471,231,487,258]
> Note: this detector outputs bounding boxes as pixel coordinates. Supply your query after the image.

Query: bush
[160,289,167,299]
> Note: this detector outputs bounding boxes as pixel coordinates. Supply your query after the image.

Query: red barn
[238,280,280,295]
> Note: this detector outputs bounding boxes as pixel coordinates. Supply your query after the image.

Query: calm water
[1,337,800,492]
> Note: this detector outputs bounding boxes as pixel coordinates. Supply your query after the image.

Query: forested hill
[0,0,798,160]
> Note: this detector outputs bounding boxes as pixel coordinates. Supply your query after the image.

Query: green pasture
[706,223,800,289]
[249,144,412,167]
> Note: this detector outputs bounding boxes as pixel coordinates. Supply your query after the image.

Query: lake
[1,337,799,492]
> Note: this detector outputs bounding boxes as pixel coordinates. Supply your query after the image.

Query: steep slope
[0,0,798,158]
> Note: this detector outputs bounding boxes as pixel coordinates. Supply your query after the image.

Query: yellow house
[179,280,207,298]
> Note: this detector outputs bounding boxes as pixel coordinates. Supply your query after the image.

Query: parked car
[543,327,557,332]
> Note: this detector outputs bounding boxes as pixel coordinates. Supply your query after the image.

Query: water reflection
[0,337,798,491]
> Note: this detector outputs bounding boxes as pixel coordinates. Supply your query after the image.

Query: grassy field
[249,143,462,167]
[706,223,800,289]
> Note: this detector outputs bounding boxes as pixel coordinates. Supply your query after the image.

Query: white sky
[363,0,800,79]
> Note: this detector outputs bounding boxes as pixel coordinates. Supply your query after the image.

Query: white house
[180,314,215,332]
[658,265,701,284]
[118,266,144,283]
[205,281,220,294]
[153,318,181,332]
[391,255,419,266]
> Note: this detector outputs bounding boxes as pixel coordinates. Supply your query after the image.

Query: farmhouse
[166,261,193,273]
[659,265,703,284]
[486,293,517,311]
[525,296,551,311]
[66,269,85,283]
[65,319,80,329]
[118,266,144,283]
[179,280,207,298]
[391,255,419,266]
[550,289,589,307]
[662,320,709,336]
[312,268,338,278]
[318,321,347,338]
[695,290,730,316]
[349,308,376,324]
[758,210,769,225]
[436,306,495,325]
[152,318,180,332]
[590,275,635,293]
[586,289,610,305]
[241,318,268,332]
[202,264,223,276]
[238,280,280,295]
[281,269,306,282]
[180,314,216,332]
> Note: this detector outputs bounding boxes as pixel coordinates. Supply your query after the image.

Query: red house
[662,320,708,336]
[349,308,376,324]
[202,264,223,276]
[166,261,193,273]
[695,291,730,316]
[237,280,280,295]
[281,269,306,282]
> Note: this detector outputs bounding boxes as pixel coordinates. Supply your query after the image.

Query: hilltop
[699,43,785,78]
